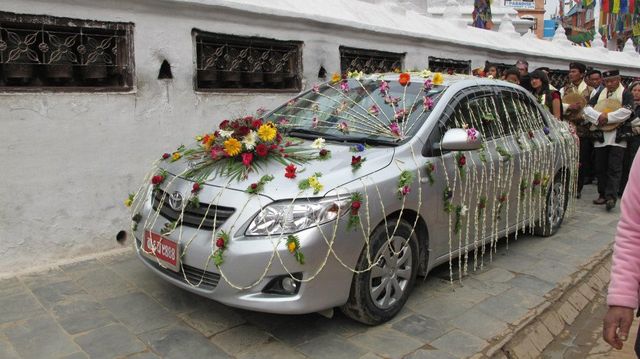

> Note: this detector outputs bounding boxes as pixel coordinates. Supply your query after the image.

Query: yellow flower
[258,123,277,142]
[308,176,324,194]
[432,72,444,86]
[172,152,182,161]
[124,199,133,208]
[195,135,203,141]
[204,134,215,151]
[288,241,297,253]
[223,138,242,156]
[330,73,341,84]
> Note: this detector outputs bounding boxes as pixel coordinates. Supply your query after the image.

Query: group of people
[478,60,640,212]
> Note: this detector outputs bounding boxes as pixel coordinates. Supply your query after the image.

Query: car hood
[160,140,395,200]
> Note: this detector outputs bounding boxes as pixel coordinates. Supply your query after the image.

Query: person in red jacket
[603,152,640,355]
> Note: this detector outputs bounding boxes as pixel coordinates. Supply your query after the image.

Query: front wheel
[534,173,569,237]
[341,218,419,325]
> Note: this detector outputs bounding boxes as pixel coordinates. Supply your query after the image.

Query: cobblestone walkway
[542,274,638,358]
[0,186,620,358]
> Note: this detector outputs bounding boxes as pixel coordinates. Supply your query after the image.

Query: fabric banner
[472,0,493,29]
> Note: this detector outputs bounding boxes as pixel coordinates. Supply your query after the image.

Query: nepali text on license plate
[144,231,179,271]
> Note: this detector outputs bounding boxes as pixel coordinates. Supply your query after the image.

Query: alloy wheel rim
[369,236,412,310]
[548,181,565,228]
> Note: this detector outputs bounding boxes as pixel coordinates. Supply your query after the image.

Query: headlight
[245,197,351,236]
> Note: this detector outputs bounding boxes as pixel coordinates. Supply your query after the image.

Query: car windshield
[264,78,447,144]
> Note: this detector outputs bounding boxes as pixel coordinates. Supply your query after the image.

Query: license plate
[144,230,180,272]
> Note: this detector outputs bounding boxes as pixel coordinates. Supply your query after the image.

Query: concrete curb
[486,244,613,359]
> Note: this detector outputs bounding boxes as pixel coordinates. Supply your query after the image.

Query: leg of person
[582,137,594,185]
[605,146,625,211]
[577,136,589,196]
[593,146,608,205]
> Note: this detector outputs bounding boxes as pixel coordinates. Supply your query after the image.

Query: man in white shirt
[583,70,635,211]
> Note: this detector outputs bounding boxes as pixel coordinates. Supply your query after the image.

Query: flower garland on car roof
[125,69,578,291]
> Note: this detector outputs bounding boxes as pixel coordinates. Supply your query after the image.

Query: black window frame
[428,56,471,75]
[0,11,134,92]
[193,29,303,93]
[339,46,404,74]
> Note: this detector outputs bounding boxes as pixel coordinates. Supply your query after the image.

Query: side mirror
[441,128,483,151]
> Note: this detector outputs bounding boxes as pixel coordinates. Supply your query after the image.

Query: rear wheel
[341,218,419,325]
[534,173,569,237]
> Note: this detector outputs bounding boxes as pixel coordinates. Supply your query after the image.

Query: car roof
[354,72,525,92]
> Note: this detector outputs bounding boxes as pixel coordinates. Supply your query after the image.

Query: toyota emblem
[168,191,183,211]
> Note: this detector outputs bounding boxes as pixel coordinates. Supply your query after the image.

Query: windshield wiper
[287,128,396,147]
[286,128,344,142]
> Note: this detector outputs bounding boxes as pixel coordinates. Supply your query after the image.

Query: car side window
[497,88,547,134]
[448,93,500,140]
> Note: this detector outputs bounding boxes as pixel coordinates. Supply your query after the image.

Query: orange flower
[399,72,411,86]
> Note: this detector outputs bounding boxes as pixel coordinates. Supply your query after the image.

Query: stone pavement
[0,185,620,359]
[542,282,638,358]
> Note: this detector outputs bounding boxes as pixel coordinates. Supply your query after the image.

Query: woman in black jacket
[529,70,562,120]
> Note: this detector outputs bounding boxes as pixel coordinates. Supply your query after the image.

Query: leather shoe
[593,197,607,205]
[606,199,616,211]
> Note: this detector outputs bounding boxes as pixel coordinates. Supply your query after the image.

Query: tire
[341,218,419,325]
[534,172,569,237]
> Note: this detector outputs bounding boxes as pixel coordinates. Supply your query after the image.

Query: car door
[421,86,505,271]
[495,86,557,234]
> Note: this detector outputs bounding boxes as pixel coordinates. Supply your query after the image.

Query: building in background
[599,0,640,51]
[562,0,597,46]
[503,0,546,38]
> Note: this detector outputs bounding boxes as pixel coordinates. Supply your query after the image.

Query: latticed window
[428,57,471,75]
[339,46,404,74]
[547,70,568,89]
[0,12,134,91]
[194,30,302,92]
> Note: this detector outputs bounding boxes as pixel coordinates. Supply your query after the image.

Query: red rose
[251,119,263,129]
[351,201,361,210]
[216,237,225,248]
[285,164,297,179]
[242,152,254,168]
[230,121,239,129]
[250,183,258,190]
[151,175,164,185]
[219,120,229,129]
[399,73,411,86]
[458,155,466,166]
[270,144,278,150]
[447,68,454,75]
[162,153,170,159]
[192,183,200,193]
[256,144,269,157]
[319,149,328,157]
[236,126,250,137]
[533,179,541,186]
[352,156,361,165]
[276,134,283,143]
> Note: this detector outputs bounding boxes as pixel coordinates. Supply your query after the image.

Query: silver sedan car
[129,73,576,325]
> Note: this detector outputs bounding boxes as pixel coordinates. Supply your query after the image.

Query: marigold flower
[124,198,133,207]
[288,241,297,253]
[399,72,411,86]
[432,72,444,86]
[258,123,277,142]
[172,152,182,161]
[330,73,341,84]
[223,138,242,156]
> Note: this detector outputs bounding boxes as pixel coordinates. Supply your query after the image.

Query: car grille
[152,189,235,231]
[140,252,221,291]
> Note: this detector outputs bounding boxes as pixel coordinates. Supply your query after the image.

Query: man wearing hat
[583,70,634,210]
[560,62,594,198]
